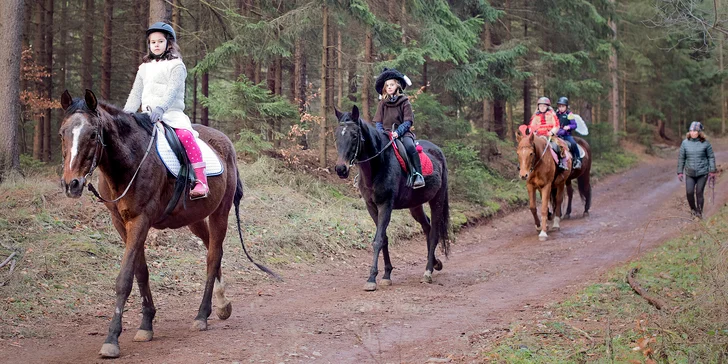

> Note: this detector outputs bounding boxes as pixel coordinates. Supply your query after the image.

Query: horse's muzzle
[62,177,86,198]
[520,173,528,180]
[335,164,349,179]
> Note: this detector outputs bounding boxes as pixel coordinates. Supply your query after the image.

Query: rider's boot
[408,148,425,189]
[558,157,569,170]
[191,162,209,199]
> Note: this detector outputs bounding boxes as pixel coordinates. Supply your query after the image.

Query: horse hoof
[564,214,571,220]
[434,259,443,271]
[363,282,377,291]
[538,231,548,241]
[216,301,232,320]
[535,225,542,232]
[380,279,392,286]
[583,212,589,217]
[99,343,120,358]
[422,271,433,284]
[133,329,153,342]
[192,319,208,331]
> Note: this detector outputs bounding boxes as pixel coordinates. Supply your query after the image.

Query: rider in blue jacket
[555,97,581,169]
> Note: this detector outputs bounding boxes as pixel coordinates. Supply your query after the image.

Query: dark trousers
[561,134,580,161]
[686,174,708,214]
[400,135,422,174]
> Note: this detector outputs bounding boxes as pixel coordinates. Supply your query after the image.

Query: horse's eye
[90,131,97,139]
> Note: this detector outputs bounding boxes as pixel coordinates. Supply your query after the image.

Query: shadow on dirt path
[3,149,727,364]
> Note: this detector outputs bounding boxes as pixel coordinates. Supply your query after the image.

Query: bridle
[522,135,551,175]
[344,121,393,167]
[72,112,158,203]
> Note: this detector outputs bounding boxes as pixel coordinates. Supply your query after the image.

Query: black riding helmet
[146,22,176,42]
[557,96,569,106]
[374,68,412,95]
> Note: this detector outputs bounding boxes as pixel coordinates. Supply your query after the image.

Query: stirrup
[412,173,425,189]
[190,182,209,200]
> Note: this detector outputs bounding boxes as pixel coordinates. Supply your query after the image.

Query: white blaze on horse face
[341,126,347,136]
[69,118,87,170]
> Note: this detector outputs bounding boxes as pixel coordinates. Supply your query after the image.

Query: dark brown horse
[516,129,570,241]
[563,137,592,219]
[334,106,450,291]
[59,90,275,358]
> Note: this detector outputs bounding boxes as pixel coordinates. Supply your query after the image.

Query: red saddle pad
[390,136,434,176]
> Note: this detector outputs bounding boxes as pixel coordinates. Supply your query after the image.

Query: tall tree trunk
[347,56,357,102]
[506,101,514,142]
[192,74,197,123]
[201,72,209,126]
[319,5,328,168]
[0,0,24,181]
[421,59,428,92]
[133,0,149,65]
[608,0,619,134]
[401,1,406,45]
[171,0,180,29]
[721,32,726,135]
[267,62,276,94]
[482,22,493,134]
[337,29,342,108]
[33,1,44,161]
[58,0,67,98]
[82,0,94,91]
[522,21,531,125]
[361,28,372,122]
[149,0,170,23]
[294,37,305,112]
[101,0,113,101]
[622,71,627,132]
[43,0,54,162]
[275,57,282,96]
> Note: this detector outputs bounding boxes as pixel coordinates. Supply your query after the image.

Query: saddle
[390,136,434,184]
[160,122,196,214]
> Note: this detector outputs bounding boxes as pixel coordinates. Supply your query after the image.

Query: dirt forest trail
[3,148,728,364]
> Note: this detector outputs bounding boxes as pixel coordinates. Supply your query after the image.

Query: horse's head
[515,126,536,180]
[58,89,103,198]
[334,105,362,179]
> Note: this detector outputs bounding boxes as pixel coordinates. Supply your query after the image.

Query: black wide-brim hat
[375,68,412,95]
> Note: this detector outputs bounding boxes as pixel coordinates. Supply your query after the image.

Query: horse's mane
[64,98,154,136]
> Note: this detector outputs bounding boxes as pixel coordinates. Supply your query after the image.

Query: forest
[0,0,726,187]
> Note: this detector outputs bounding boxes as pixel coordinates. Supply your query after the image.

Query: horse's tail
[434,157,451,257]
[233,169,281,281]
[576,138,592,212]
[577,168,592,212]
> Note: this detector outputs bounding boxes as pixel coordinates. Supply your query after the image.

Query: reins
[347,122,394,167]
[86,119,159,203]
[529,135,552,174]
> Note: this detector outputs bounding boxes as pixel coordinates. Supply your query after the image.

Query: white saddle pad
[155,124,224,177]
[577,144,586,158]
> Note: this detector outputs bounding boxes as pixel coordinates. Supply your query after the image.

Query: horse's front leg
[132,253,155,342]
[527,183,540,232]
[99,217,151,358]
[539,185,551,241]
[364,201,393,291]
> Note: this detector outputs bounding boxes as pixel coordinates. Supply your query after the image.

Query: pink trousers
[174,128,204,168]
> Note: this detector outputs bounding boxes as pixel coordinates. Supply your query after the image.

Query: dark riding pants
[561,134,580,162]
[686,174,708,214]
[400,135,422,175]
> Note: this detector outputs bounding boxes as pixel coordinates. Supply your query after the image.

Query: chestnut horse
[334,106,450,291]
[516,128,570,241]
[563,137,592,219]
[59,90,276,358]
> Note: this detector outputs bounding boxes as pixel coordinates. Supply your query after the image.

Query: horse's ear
[335,107,343,121]
[515,131,522,143]
[528,130,535,142]
[84,89,98,112]
[351,105,360,123]
[61,90,72,111]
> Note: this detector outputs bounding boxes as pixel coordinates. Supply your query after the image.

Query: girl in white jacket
[124,22,209,199]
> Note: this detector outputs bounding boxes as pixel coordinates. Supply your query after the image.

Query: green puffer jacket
[677,138,716,177]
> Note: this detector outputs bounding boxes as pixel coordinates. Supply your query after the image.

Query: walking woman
[677,121,717,219]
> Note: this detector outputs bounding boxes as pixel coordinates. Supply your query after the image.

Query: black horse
[334,106,450,291]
